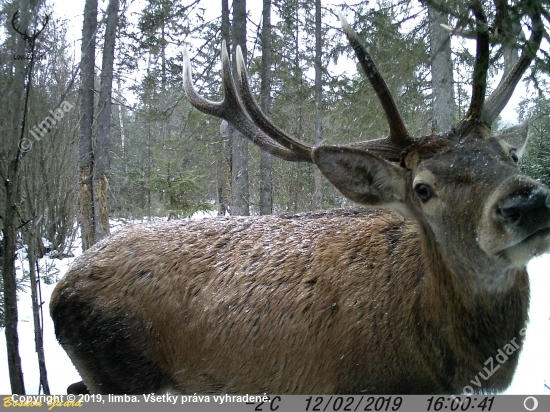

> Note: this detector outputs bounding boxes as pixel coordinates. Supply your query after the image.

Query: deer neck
[417,221,529,380]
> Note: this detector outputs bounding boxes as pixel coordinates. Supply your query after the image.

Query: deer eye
[509,149,519,163]
[414,183,434,202]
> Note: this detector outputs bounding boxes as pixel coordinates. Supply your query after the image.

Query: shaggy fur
[51,205,531,394]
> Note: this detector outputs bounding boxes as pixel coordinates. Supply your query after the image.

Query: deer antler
[184,15,419,164]
[184,4,544,164]
[234,46,314,160]
[481,4,543,125]
[32,14,50,41]
[338,12,414,156]
[465,0,490,121]
[11,10,50,49]
[11,11,27,38]
[183,42,313,162]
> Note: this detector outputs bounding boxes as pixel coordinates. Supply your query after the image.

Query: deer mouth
[500,227,550,265]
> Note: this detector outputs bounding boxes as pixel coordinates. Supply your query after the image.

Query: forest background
[1,0,550,394]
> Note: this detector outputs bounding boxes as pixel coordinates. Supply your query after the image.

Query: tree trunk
[117,80,125,168]
[292,2,302,214]
[147,120,152,220]
[78,0,97,251]
[2,0,32,394]
[217,0,232,216]
[313,0,323,210]
[218,121,233,216]
[27,235,50,394]
[230,0,250,215]
[428,4,455,133]
[2,165,25,394]
[259,0,272,215]
[94,0,119,243]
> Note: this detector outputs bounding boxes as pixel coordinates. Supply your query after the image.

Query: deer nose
[496,186,550,228]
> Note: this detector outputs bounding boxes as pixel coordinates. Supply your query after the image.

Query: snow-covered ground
[0,247,82,394]
[503,254,550,394]
[1,223,549,394]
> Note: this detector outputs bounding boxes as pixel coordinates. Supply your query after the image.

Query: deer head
[183,5,548,291]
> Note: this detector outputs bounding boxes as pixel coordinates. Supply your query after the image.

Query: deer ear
[496,121,529,159]
[313,146,408,209]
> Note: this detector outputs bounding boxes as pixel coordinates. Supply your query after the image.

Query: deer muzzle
[496,186,550,229]
[478,178,550,265]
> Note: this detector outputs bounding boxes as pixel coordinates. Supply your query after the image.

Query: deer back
[51,205,530,394]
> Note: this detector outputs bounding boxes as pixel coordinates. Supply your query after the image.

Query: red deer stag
[51,5,549,394]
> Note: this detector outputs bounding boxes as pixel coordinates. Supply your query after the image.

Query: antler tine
[183,41,312,163]
[33,14,50,39]
[11,11,27,37]
[465,0,490,121]
[480,6,543,125]
[235,46,313,160]
[338,12,414,152]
